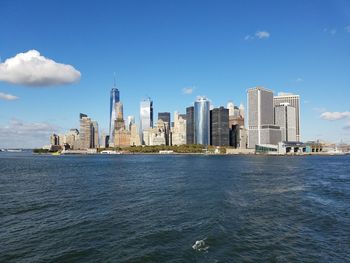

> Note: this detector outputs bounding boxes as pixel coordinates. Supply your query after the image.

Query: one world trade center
[109,78,120,146]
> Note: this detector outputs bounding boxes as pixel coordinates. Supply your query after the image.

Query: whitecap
[192,239,209,252]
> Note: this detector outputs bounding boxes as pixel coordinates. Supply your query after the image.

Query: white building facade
[247,87,281,148]
[273,92,301,141]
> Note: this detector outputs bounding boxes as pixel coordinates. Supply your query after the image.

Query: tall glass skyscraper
[194,97,210,145]
[139,98,153,144]
[109,81,120,146]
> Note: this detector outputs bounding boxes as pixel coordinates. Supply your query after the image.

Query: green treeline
[33,148,50,154]
[99,144,227,154]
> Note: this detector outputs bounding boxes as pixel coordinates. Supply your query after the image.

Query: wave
[192,239,209,252]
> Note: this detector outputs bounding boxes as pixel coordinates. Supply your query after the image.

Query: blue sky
[0,0,350,147]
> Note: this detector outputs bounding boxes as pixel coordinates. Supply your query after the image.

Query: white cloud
[296,77,303,82]
[0,92,19,100]
[320,111,350,121]
[0,118,60,148]
[255,31,270,39]
[345,26,350,33]
[245,31,270,40]
[0,50,81,87]
[182,86,195,95]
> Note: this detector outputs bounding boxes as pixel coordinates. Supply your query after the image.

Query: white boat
[100,150,121,154]
[6,149,23,152]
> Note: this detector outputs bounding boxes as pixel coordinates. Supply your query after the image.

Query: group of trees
[99,144,227,154]
[33,148,50,154]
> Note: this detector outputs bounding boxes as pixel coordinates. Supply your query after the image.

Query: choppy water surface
[1,153,350,262]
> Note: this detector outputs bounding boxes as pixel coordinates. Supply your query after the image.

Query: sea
[1,152,349,262]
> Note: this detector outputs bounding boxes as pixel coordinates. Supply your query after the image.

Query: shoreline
[29,151,350,157]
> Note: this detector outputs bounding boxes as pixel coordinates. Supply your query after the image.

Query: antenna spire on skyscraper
[113,72,116,88]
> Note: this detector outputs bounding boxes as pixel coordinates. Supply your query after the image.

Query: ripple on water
[1,153,350,262]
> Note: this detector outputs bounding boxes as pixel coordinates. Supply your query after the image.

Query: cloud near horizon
[0,92,19,100]
[0,50,81,87]
[0,118,59,148]
[320,111,350,121]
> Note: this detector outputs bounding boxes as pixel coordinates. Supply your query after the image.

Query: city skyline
[1,0,350,148]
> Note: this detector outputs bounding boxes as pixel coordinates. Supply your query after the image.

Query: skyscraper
[114,101,124,131]
[247,87,281,148]
[172,111,186,146]
[274,103,297,142]
[65,129,79,149]
[228,102,246,148]
[194,97,210,145]
[130,123,141,146]
[100,133,109,148]
[113,101,131,147]
[91,121,99,148]
[158,112,171,145]
[158,112,170,125]
[126,115,135,131]
[109,79,120,146]
[79,113,92,149]
[210,107,229,146]
[140,97,153,144]
[227,101,235,116]
[273,92,301,141]
[186,106,194,144]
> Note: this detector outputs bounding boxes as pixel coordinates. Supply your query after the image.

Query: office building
[228,102,245,148]
[158,112,171,145]
[227,101,235,117]
[247,87,281,148]
[65,129,79,149]
[127,115,135,131]
[210,107,229,146]
[114,101,125,131]
[130,123,141,146]
[79,113,93,149]
[227,101,241,117]
[149,119,168,146]
[273,92,301,141]
[92,121,99,148]
[100,133,109,148]
[172,111,186,145]
[230,125,247,149]
[140,97,153,144]
[109,79,120,146]
[274,103,297,142]
[158,112,170,125]
[194,97,210,145]
[186,106,194,144]
[114,129,131,147]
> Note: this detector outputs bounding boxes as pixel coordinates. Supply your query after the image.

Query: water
[1,153,350,262]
